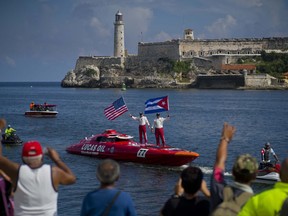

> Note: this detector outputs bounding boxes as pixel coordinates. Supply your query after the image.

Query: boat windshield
[115,137,132,142]
[94,136,132,143]
[95,136,116,142]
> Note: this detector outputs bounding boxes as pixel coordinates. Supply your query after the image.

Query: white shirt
[14,164,58,216]
[153,116,169,129]
[131,115,150,126]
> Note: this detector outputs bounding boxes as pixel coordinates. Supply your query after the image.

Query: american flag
[104,96,128,120]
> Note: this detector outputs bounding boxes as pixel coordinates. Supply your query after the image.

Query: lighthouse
[114,10,125,57]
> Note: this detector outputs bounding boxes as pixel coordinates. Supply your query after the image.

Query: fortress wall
[137,38,288,61]
[179,40,264,57]
[245,74,273,86]
[138,41,180,60]
[125,55,141,66]
[193,57,214,70]
[125,55,150,69]
[195,75,245,88]
[75,56,123,71]
[263,37,288,50]
[74,38,288,75]
[193,55,257,70]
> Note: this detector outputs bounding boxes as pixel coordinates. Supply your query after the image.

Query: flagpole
[121,96,129,111]
[164,94,169,117]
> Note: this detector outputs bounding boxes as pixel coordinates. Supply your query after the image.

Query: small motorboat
[1,132,23,145]
[255,162,280,183]
[66,129,199,167]
[25,104,58,118]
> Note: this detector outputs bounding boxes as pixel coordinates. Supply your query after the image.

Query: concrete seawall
[195,75,245,89]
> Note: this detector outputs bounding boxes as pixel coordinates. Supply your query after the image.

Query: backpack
[211,186,252,216]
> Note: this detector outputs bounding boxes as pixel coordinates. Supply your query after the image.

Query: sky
[0,0,287,82]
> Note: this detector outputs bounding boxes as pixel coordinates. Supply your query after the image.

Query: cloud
[235,0,263,7]
[4,56,16,67]
[125,7,153,34]
[90,17,110,37]
[206,15,237,38]
[154,31,172,42]
[72,2,96,20]
[122,7,153,52]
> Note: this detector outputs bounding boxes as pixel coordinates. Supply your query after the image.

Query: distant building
[112,11,288,64]
[184,29,194,40]
[281,72,288,83]
[137,36,288,61]
[62,11,288,89]
[220,64,256,74]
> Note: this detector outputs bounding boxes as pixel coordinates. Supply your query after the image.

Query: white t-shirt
[131,115,150,126]
[153,116,169,129]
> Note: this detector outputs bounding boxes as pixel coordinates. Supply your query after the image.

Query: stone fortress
[61,11,288,89]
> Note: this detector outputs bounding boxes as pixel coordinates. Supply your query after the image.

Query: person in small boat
[4,125,16,140]
[29,102,35,111]
[80,159,137,216]
[130,112,150,144]
[0,140,76,216]
[151,113,170,147]
[259,142,280,170]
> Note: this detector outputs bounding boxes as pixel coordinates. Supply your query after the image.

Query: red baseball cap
[22,141,43,157]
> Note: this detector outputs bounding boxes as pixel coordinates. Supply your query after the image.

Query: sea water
[0,82,287,215]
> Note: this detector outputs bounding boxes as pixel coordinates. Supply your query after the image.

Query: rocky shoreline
[61,57,288,90]
[237,85,288,90]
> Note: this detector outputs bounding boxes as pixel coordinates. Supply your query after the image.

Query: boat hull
[25,111,58,117]
[1,139,23,145]
[1,134,23,146]
[255,172,279,183]
[255,164,281,183]
[66,130,199,167]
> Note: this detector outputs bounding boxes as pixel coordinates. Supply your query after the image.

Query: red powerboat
[66,129,199,166]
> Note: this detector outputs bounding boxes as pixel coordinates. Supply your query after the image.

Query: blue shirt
[81,188,137,216]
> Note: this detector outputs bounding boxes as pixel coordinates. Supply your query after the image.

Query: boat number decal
[81,144,105,152]
[137,149,148,158]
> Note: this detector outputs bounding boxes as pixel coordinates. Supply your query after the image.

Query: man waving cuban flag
[144,96,169,114]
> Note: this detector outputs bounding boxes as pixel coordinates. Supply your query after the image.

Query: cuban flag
[144,96,169,114]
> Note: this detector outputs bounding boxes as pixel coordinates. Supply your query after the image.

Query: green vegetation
[238,51,288,78]
[157,58,193,82]
[172,61,191,77]
[257,51,288,78]
[84,68,97,77]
